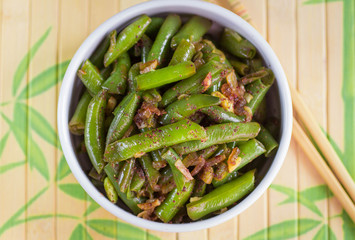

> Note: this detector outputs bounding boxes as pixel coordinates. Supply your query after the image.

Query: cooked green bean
[212,139,265,187]
[138,154,161,191]
[104,177,118,203]
[102,52,130,95]
[229,58,250,76]
[173,122,260,155]
[104,164,144,214]
[117,158,135,193]
[155,180,195,223]
[140,34,153,63]
[147,14,181,66]
[127,166,145,199]
[85,89,107,173]
[106,92,140,145]
[171,16,212,48]
[127,63,141,92]
[169,39,196,66]
[104,119,207,162]
[145,17,165,38]
[187,169,255,220]
[135,61,196,91]
[200,105,245,123]
[77,60,105,96]
[159,94,221,125]
[192,179,207,197]
[104,15,151,67]
[220,28,256,59]
[69,90,92,135]
[90,34,111,69]
[199,145,219,159]
[256,125,278,157]
[161,60,226,106]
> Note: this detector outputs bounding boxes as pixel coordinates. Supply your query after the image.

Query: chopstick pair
[290,84,355,223]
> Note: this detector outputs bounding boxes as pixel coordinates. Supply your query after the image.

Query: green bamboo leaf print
[56,155,71,181]
[320,127,343,159]
[17,60,70,100]
[83,201,100,217]
[312,224,336,240]
[27,136,50,181]
[341,210,355,239]
[0,131,10,159]
[0,186,48,237]
[86,219,160,240]
[270,184,323,217]
[300,185,333,201]
[243,219,321,240]
[303,0,341,4]
[12,27,51,96]
[0,112,26,154]
[0,160,26,175]
[59,183,93,201]
[70,224,93,240]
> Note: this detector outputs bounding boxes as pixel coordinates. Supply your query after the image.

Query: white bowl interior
[58,0,292,232]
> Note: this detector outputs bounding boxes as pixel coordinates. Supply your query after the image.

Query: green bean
[199,145,218,159]
[142,89,162,103]
[69,90,92,135]
[102,52,130,95]
[192,179,206,197]
[104,15,151,67]
[155,179,195,223]
[214,162,228,181]
[246,57,264,72]
[135,61,196,91]
[253,97,267,123]
[105,119,207,162]
[240,68,270,85]
[200,105,245,124]
[147,14,181,66]
[90,34,111,69]
[212,139,265,187]
[89,167,106,182]
[138,154,161,191]
[227,141,238,149]
[100,65,113,80]
[229,58,250,76]
[140,34,153,63]
[171,16,212,48]
[106,92,140,145]
[127,166,145,199]
[159,94,221,125]
[104,164,144,214]
[117,158,135,193]
[145,17,165,38]
[173,122,260,155]
[127,63,141,92]
[212,170,239,188]
[77,60,104,96]
[169,39,196,66]
[245,73,274,114]
[104,177,118,203]
[256,125,278,157]
[150,149,166,170]
[187,169,255,220]
[220,28,256,59]
[206,79,223,94]
[85,89,108,174]
[162,148,192,190]
[160,60,226,106]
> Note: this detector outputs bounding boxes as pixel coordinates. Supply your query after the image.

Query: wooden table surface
[0,0,354,239]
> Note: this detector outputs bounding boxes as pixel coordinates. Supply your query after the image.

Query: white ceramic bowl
[58,0,292,232]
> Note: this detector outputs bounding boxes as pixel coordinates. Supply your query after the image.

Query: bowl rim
[58,0,293,232]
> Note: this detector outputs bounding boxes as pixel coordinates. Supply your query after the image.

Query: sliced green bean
[77,60,104,96]
[159,94,221,125]
[199,145,218,159]
[212,139,265,187]
[200,105,245,124]
[69,90,92,135]
[169,39,196,66]
[104,15,151,67]
[145,17,164,38]
[117,158,135,193]
[220,28,256,59]
[155,179,195,223]
[104,177,118,203]
[90,34,111,69]
[256,125,278,157]
[127,166,145,199]
[100,65,113,80]
[102,52,130,95]
[147,14,181,66]
[104,119,207,162]
[140,34,153,63]
[187,169,255,220]
[229,58,250,76]
[106,92,140,145]
[85,89,108,174]
[173,122,260,155]
[171,16,212,48]
[246,73,274,114]
[135,61,196,91]
[192,179,206,197]
[104,164,144,214]
[127,62,141,92]
[161,60,226,106]
[138,154,161,191]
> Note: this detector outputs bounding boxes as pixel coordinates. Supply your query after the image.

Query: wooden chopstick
[289,84,355,203]
[293,119,355,223]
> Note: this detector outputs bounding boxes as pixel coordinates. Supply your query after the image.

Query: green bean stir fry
[69,14,279,223]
